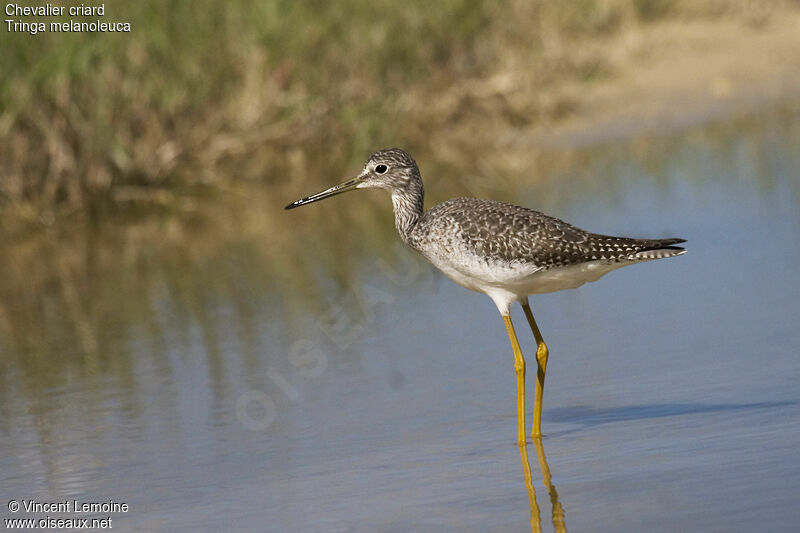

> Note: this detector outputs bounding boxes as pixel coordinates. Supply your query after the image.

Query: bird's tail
[632,238,687,260]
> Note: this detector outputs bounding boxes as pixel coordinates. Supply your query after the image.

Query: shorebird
[286,148,685,443]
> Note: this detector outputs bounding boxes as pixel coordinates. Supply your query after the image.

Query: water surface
[1,105,799,532]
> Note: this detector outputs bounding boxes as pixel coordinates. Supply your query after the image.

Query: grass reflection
[0,105,798,427]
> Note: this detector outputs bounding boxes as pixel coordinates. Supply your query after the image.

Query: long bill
[285,175,362,210]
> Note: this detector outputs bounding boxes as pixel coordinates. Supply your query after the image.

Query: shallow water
[2,105,800,532]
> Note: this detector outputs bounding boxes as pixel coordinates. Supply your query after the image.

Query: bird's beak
[285,174,363,210]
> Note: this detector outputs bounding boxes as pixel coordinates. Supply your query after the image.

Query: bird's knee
[514,358,526,375]
[536,343,549,366]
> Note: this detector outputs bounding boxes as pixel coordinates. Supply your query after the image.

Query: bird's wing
[418,198,684,268]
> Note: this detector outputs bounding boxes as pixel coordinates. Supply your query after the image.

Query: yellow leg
[522,301,549,438]
[503,315,527,445]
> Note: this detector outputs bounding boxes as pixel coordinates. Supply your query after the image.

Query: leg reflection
[518,443,542,533]
[532,437,566,532]
[519,439,567,533]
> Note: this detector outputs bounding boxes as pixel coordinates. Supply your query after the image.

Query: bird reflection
[519,438,566,533]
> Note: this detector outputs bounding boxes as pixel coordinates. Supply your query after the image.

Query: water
[1,105,800,532]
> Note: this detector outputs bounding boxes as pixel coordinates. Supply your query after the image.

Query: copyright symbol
[8,500,20,512]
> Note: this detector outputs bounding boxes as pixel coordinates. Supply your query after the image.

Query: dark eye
[375,164,388,174]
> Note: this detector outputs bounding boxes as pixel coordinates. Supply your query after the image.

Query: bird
[285,148,685,443]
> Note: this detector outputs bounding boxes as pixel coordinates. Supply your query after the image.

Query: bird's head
[285,148,420,210]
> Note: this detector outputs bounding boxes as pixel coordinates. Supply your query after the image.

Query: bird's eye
[375,164,388,174]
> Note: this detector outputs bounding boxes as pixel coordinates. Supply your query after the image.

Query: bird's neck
[390,180,424,244]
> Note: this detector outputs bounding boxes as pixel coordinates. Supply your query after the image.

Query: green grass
[0,0,791,226]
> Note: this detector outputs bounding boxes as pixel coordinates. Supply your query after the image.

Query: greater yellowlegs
[286,148,686,443]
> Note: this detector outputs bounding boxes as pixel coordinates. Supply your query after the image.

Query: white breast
[421,245,630,313]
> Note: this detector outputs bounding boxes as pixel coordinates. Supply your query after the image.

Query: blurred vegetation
[1,0,794,229]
